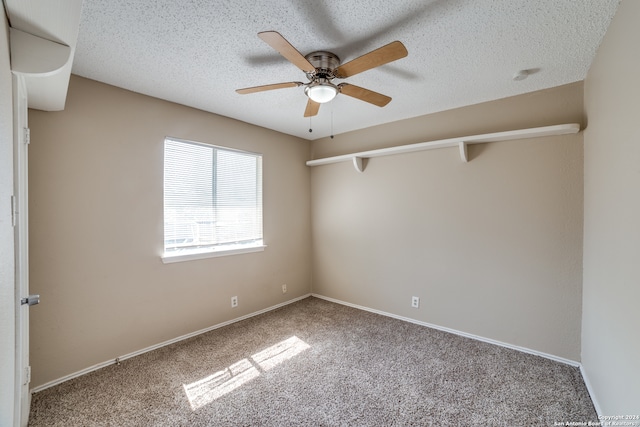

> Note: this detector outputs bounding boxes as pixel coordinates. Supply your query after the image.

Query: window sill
[161,244,266,264]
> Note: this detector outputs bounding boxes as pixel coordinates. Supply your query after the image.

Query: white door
[13,74,33,427]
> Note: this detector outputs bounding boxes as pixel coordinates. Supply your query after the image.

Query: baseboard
[579,364,603,416]
[33,292,595,407]
[312,294,610,414]
[311,293,581,367]
[31,293,312,394]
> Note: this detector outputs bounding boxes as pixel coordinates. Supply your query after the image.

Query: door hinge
[11,195,17,227]
[24,127,30,145]
[24,366,31,385]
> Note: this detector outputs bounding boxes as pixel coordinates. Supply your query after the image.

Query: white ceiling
[71,0,620,140]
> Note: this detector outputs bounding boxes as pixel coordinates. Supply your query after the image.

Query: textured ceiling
[71,0,620,140]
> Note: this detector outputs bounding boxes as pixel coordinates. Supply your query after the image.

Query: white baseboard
[31,294,312,394]
[311,293,581,367]
[579,364,602,416]
[311,294,610,411]
[311,294,610,414]
[33,292,600,415]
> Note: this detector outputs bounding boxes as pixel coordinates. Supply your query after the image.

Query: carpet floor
[29,296,597,426]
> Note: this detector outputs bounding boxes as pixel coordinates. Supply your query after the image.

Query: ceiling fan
[236,31,408,117]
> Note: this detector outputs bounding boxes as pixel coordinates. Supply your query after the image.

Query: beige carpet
[29,296,597,426]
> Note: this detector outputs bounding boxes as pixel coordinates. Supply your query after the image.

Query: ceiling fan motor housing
[305,51,340,80]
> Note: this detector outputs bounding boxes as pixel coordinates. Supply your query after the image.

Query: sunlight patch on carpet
[252,335,311,371]
[183,336,310,410]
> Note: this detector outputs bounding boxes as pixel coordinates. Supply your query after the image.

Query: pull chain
[330,105,334,139]
[309,116,312,133]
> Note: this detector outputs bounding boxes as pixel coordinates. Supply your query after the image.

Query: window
[162,137,264,263]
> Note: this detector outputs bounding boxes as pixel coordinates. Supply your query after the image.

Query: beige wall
[582,0,640,413]
[311,83,585,361]
[32,60,634,401]
[0,11,16,425]
[29,76,587,388]
[28,75,312,387]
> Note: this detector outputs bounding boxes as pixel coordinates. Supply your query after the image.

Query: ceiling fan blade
[236,82,302,94]
[304,99,320,117]
[339,83,392,107]
[335,41,408,78]
[258,31,316,73]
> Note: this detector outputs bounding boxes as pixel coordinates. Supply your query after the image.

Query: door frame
[13,73,30,427]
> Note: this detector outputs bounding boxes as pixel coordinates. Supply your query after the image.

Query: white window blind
[163,138,263,259]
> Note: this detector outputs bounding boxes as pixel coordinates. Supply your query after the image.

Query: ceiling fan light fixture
[237,32,408,117]
[305,81,338,103]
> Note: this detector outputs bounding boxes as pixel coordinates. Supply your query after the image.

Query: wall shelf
[306,123,581,172]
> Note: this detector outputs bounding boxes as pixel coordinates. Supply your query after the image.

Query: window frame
[161,137,265,264]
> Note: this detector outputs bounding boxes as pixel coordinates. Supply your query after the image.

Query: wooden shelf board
[306,123,581,169]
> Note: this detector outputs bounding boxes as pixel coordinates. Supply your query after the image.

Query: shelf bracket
[353,156,366,173]
[458,141,468,163]
[9,28,71,76]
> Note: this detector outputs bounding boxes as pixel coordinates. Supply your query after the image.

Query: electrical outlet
[282,284,287,294]
[411,296,420,308]
[231,296,238,308]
